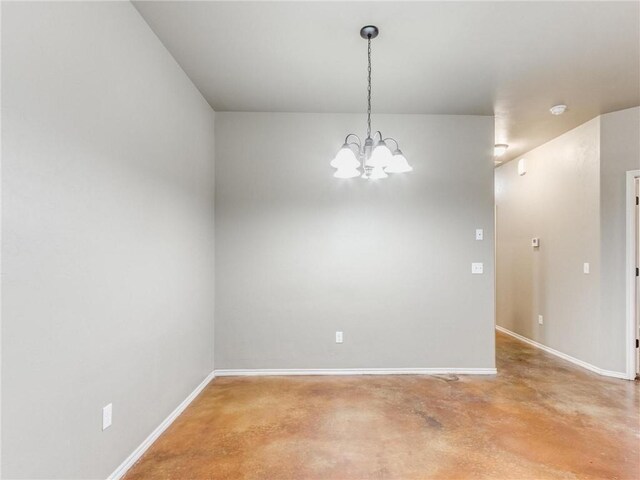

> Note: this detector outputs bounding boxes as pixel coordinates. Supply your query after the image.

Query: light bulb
[366,140,393,167]
[368,166,388,180]
[385,150,413,173]
[331,144,360,169]
[333,167,360,179]
[494,144,508,157]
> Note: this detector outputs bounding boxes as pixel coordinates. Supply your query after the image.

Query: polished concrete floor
[124,332,640,479]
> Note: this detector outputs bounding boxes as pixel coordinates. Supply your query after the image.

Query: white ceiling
[134,1,639,162]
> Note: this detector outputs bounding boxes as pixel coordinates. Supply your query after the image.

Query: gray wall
[1,3,215,479]
[215,112,495,370]
[496,108,640,374]
[600,107,640,371]
[495,119,602,367]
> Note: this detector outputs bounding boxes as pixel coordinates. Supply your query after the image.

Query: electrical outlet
[471,263,484,274]
[102,403,112,430]
[335,331,343,344]
[475,229,484,240]
[538,315,544,325]
[583,262,590,274]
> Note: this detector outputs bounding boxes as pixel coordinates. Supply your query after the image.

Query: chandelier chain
[367,35,372,139]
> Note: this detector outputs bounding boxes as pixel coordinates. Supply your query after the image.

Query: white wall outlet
[583,262,590,274]
[475,229,484,240]
[518,158,527,176]
[471,263,484,274]
[335,331,343,344]
[102,403,112,430]
[538,315,544,325]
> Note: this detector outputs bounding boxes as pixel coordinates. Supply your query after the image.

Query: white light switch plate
[538,315,544,325]
[475,229,484,240]
[335,331,343,344]
[102,403,112,430]
[471,263,484,274]
[583,263,590,274]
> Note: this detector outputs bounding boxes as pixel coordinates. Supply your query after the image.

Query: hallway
[124,332,640,479]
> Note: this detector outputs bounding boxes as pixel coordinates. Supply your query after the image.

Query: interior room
[1,1,639,479]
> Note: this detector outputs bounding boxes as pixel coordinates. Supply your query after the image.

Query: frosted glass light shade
[368,166,388,180]
[333,167,360,179]
[331,144,360,169]
[494,144,509,157]
[366,140,393,167]
[385,150,413,173]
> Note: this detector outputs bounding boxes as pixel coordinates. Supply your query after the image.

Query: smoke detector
[550,104,568,115]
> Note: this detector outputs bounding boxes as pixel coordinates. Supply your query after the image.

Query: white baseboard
[107,370,215,480]
[214,367,497,376]
[495,325,630,380]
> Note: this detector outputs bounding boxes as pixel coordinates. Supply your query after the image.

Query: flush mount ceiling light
[550,104,568,115]
[331,25,412,180]
[494,144,509,157]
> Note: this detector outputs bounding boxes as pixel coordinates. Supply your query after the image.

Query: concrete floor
[124,332,640,479]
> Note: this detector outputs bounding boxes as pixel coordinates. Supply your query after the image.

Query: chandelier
[331,25,412,179]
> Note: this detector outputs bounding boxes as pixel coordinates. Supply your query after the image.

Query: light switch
[102,403,112,430]
[475,229,484,240]
[538,315,544,325]
[335,331,343,344]
[531,238,540,248]
[583,263,590,274]
[471,263,484,274]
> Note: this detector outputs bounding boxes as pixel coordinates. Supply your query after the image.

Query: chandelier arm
[384,137,399,151]
[347,142,362,154]
[344,133,362,147]
[366,34,372,139]
[373,131,383,143]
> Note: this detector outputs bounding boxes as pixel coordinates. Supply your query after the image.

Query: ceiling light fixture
[331,26,412,179]
[494,144,509,157]
[550,104,567,116]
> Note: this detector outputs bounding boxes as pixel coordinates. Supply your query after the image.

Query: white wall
[1,3,215,478]
[495,119,601,366]
[496,107,640,375]
[215,112,495,371]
